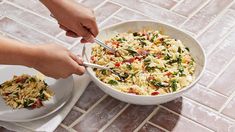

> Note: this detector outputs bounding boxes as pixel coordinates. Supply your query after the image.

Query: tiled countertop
[1,0,235,131]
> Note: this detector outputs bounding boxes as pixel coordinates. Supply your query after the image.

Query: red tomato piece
[115,62,121,67]
[151,91,160,95]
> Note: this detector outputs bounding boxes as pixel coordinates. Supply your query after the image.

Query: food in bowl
[0,74,54,109]
[91,30,196,95]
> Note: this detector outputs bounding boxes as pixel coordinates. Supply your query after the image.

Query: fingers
[69,53,86,75]
[76,24,94,43]
[69,57,86,75]
[88,19,99,37]
[59,24,68,31]
[80,38,89,43]
[69,53,83,65]
[66,31,79,38]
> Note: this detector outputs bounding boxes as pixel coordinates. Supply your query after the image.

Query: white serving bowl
[84,20,206,105]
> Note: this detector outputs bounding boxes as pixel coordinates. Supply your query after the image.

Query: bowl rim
[87,19,207,98]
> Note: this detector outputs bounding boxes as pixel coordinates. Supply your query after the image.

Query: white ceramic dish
[84,20,206,105]
[0,66,73,122]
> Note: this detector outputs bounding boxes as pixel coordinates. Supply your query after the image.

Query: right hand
[41,0,99,43]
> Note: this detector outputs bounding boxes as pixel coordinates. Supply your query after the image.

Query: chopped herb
[117,38,126,43]
[178,47,182,53]
[17,84,23,89]
[39,93,45,100]
[146,66,155,72]
[171,80,178,92]
[144,58,151,63]
[173,71,178,76]
[150,80,166,87]
[133,32,139,36]
[167,59,178,64]
[126,48,138,56]
[43,81,48,86]
[140,41,147,47]
[23,99,34,107]
[29,77,36,82]
[120,72,129,79]
[177,55,182,64]
[101,69,108,75]
[127,64,132,70]
[164,53,171,60]
[185,47,190,52]
[150,34,158,42]
[108,80,118,85]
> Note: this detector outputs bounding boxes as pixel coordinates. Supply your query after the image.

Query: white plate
[0,66,74,122]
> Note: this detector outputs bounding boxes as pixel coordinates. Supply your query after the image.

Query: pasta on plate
[91,30,196,95]
[0,74,54,109]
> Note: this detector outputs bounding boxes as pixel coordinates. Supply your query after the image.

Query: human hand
[32,44,85,79]
[41,0,99,43]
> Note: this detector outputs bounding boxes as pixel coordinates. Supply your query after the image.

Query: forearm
[0,37,38,67]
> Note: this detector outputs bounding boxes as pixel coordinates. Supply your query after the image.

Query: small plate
[0,66,74,122]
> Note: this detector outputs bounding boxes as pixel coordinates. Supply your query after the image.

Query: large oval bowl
[84,20,206,105]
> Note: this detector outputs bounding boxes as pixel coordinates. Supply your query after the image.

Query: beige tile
[111,0,186,26]
[198,71,216,87]
[95,2,121,24]
[184,84,227,110]
[173,0,207,17]
[81,0,105,9]
[145,0,178,9]
[210,59,235,96]
[73,96,126,131]
[115,8,151,20]
[75,82,105,111]
[104,105,155,132]
[198,9,235,53]
[99,17,122,29]
[163,97,235,132]
[150,108,211,132]
[182,0,233,34]
[222,96,235,120]
[0,17,56,44]
[139,123,165,132]
[62,108,83,126]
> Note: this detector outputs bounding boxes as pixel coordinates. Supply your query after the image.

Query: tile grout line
[98,103,130,132]
[147,121,170,132]
[0,31,28,43]
[69,94,108,128]
[109,1,153,20]
[141,0,187,19]
[206,56,235,93]
[133,106,160,132]
[218,61,235,113]
[93,0,109,11]
[206,23,235,56]
[158,105,215,132]
[197,83,228,98]
[112,15,123,21]
[3,16,70,47]
[183,96,235,122]
[98,6,123,27]
[219,88,235,113]
[194,0,235,38]
[59,124,69,130]
[73,106,87,114]
[178,0,211,28]
[6,1,56,23]
[169,0,185,11]
[55,31,64,38]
